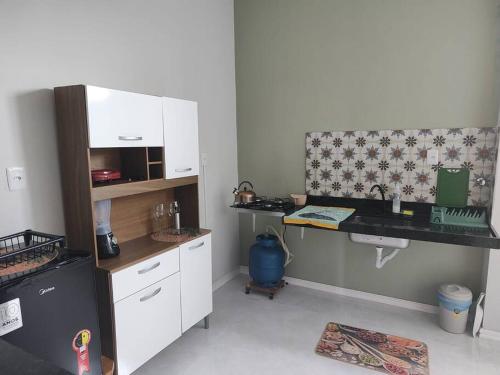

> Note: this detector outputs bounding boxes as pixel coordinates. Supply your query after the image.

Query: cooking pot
[233,181,256,203]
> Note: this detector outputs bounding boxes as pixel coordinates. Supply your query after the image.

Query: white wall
[235,0,498,305]
[0,0,240,282]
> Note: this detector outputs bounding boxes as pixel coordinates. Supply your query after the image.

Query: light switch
[6,167,26,191]
[427,149,439,165]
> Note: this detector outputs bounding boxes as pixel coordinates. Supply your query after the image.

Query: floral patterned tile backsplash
[305,127,498,206]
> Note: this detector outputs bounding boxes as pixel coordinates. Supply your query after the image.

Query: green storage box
[436,168,469,208]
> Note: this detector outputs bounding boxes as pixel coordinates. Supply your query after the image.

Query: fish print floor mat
[315,323,429,374]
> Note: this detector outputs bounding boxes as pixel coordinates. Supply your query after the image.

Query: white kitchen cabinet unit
[107,233,212,374]
[180,233,212,332]
[114,273,181,375]
[86,86,163,148]
[162,97,200,178]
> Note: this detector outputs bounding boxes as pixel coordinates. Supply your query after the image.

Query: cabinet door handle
[139,287,162,302]
[175,168,192,172]
[189,241,204,250]
[137,262,160,274]
[118,136,143,141]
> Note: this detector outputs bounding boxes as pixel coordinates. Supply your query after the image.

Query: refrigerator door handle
[139,287,162,302]
[137,262,160,275]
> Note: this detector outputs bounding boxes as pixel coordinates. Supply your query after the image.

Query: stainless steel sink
[348,232,410,249]
[350,214,413,226]
[348,232,410,269]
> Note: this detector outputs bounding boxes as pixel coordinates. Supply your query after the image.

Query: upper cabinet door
[86,86,163,148]
[163,97,200,178]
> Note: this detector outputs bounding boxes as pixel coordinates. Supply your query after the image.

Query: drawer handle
[189,241,204,250]
[139,287,162,302]
[137,262,160,274]
[118,136,143,141]
[175,168,192,172]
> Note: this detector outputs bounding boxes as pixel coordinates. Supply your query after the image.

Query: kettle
[233,181,256,203]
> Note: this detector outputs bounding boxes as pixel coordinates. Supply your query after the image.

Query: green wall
[234,0,498,305]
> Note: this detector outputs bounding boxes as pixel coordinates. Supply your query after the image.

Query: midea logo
[39,287,55,296]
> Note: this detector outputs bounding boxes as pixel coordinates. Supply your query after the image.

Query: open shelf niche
[90,147,164,189]
[106,183,199,244]
[147,147,164,180]
[96,182,199,270]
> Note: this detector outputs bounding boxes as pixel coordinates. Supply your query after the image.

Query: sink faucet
[370,184,386,202]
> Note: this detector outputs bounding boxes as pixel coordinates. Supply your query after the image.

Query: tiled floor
[135,275,500,375]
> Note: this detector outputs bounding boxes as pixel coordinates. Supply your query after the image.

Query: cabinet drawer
[86,86,163,148]
[112,248,179,302]
[115,274,181,375]
[180,233,212,332]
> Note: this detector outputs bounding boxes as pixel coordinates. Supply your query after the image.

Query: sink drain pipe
[375,247,400,269]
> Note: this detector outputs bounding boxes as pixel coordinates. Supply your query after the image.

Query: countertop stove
[231,197,295,212]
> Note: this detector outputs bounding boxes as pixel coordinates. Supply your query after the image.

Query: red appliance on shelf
[91,169,121,183]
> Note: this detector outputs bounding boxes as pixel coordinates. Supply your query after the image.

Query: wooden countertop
[97,228,211,273]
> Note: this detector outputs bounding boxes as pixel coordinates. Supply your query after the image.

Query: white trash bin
[437,284,473,334]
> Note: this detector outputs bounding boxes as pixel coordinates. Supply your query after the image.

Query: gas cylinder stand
[245,279,287,300]
[244,225,293,300]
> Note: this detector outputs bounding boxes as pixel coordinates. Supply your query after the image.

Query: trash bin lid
[438,284,473,302]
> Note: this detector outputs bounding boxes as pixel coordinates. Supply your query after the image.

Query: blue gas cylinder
[249,233,285,288]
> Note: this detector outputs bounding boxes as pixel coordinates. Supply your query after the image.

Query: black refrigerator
[0,251,102,375]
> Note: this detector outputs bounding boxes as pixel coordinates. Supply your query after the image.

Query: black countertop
[0,339,71,375]
[281,196,500,249]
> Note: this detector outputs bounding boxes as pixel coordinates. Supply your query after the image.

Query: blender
[95,199,120,259]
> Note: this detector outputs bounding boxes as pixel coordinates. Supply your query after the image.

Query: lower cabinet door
[114,273,181,375]
[180,233,213,333]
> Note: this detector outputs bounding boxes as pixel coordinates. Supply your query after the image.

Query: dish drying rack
[430,206,489,228]
[0,230,65,281]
